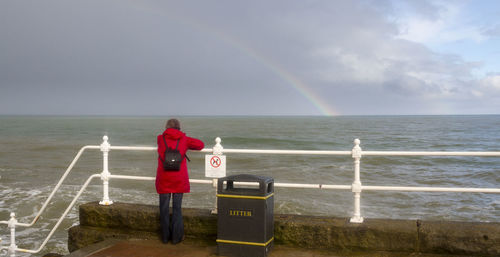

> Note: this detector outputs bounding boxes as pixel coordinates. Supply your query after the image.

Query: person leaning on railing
[156,119,205,244]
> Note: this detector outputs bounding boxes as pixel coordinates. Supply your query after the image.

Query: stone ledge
[69,202,500,256]
[274,214,418,252]
[418,220,499,255]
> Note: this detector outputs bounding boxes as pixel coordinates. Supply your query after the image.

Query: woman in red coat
[156,119,204,244]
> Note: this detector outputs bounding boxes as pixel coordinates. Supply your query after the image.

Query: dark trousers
[159,193,184,243]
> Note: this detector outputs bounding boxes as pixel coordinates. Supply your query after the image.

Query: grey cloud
[0,0,496,115]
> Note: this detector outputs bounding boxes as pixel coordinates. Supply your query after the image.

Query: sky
[1,0,499,116]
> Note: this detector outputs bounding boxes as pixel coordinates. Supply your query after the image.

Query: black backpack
[161,136,183,171]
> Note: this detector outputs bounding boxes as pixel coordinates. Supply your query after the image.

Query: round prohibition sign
[210,156,222,168]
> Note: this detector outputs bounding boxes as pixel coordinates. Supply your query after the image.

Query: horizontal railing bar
[108,175,214,185]
[219,149,352,155]
[190,179,213,184]
[110,145,500,157]
[109,146,156,151]
[232,181,351,190]
[362,185,500,193]
[109,175,155,181]
[110,146,352,155]
[107,175,210,184]
[107,176,500,193]
[193,180,499,193]
[322,185,353,190]
[362,151,500,157]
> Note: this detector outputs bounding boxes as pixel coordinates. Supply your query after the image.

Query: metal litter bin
[217,174,274,257]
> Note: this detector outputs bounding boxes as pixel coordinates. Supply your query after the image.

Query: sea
[0,115,499,256]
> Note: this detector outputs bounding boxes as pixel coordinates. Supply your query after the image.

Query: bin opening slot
[229,181,260,190]
[267,183,273,194]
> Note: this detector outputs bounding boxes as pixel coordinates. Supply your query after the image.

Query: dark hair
[166,119,181,130]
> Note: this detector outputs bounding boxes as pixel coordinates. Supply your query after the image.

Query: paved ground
[64,239,468,257]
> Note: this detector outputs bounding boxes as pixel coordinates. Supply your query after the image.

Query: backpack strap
[162,134,168,149]
[172,138,190,161]
[162,135,180,151]
[174,138,180,150]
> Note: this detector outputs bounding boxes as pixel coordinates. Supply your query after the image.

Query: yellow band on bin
[216,237,274,247]
[216,193,274,200]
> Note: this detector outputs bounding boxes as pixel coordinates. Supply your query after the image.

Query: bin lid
[217,174,274,196]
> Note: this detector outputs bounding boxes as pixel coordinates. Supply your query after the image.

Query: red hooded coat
[156,128,205,194]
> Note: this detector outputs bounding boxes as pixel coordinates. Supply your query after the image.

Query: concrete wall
[68,202,500,256]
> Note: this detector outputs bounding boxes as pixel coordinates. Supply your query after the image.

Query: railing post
[99,135,113,205]
[211,137,223,214]
[350,138,364,223]
[7,213,17,257]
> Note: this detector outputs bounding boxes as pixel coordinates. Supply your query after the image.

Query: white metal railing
[1,136,500,256]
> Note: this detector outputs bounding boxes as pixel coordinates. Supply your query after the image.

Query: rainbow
[232,42,338,116]
[135,3,339,116]
[237,45,339,116]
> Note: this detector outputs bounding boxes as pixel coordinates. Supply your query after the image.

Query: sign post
[206,137,226,214]
[206,154,226,214]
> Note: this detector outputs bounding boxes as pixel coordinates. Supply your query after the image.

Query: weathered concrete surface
[69,202,217,252]
[274,214,418,252]
[418,220,500,256]
[68,202,500,256]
